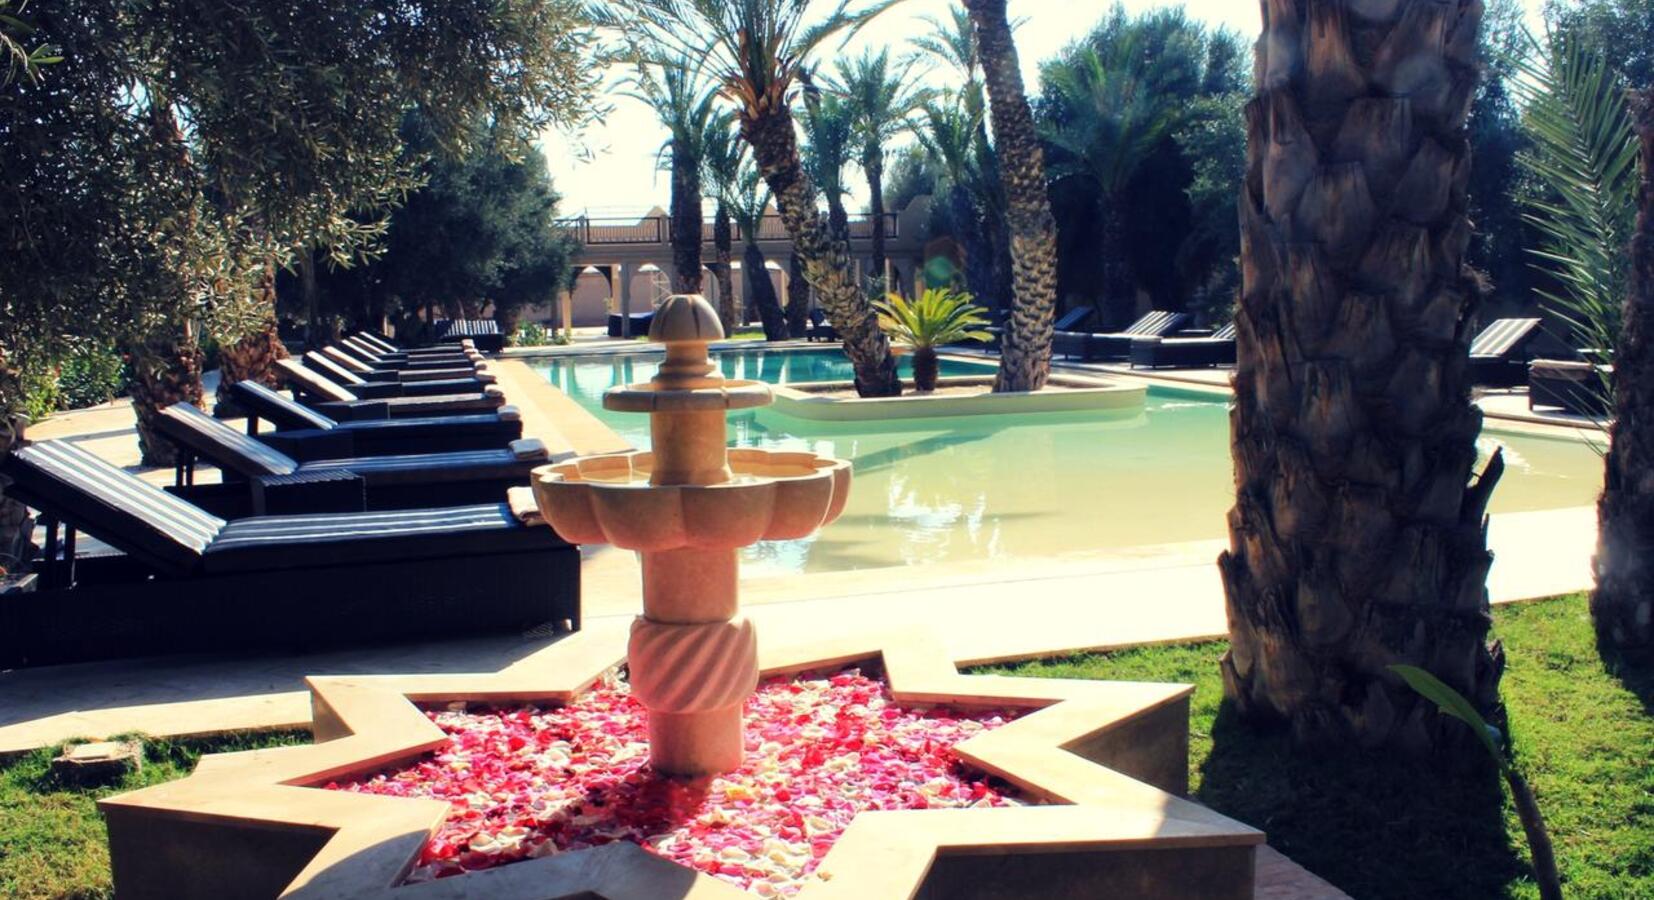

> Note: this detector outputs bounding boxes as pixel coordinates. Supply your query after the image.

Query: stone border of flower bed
[98,628,1263,899]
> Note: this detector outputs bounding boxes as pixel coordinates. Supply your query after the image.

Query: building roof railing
[553,213,899,247]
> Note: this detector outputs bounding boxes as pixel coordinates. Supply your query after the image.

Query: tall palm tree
[1595,91,1654,650]
[913,93,993,305]
[963,0,1058,394]
[702,109,746,331]
[787,250,812,338]
[798,70,854,244]
[830,49,927,288]
[1040,44,1185,325]
[1221,0,1503,750]
[626,61,720,293]
[917,5,1014,311]
[727,164,789,341]
[600,0,903,397]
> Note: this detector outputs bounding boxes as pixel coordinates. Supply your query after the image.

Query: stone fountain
[531,294,851,776]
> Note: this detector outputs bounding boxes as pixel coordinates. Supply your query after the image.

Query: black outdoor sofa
[607,311,655,338]
[1129,322,1238,369]
[156,403,549,515]
[303,351,495,397]
[1528,359,1611,417]
[808,308,838,343]
[1054,310,1190,361]
[0,439,579,668]
[230,381,523,455]
[277,359,508,419]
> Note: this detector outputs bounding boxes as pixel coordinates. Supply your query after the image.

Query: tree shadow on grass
[1196,701,1528,899]
[1595,636,1654,717]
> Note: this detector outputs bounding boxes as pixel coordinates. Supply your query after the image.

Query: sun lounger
[1528,359,1611,417]
[435,319,506,352]
[276,359,507,419]
[1467,318,1546,387]
[1054,310,1190,361]
[156,403,549,513]
[355,331,476,358]
[303,351,493,396]
[228,381,522,455]
[0,439,578,667]
[1129,322,1238,369]
[327,341,480,378]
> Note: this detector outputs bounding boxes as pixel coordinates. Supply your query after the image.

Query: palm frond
[874,287,991,348]
[1510,28,1637,365]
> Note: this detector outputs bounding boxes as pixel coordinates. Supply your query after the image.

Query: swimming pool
[537,348,1606,576]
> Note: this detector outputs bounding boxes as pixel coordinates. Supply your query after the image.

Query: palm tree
[913,93,993,305]
[626,60,720,293]
[787,250,812,338]
[1221,0,1503,750]
[798,78,855,245]
[875,287,990,391]
[600,0,902,397]
[1040,44,1185,326]
[962,0,1058,394]
[727,164,788,341]
[702,110,746,331]
[830,49,928,288]
[1595,91,1654,650]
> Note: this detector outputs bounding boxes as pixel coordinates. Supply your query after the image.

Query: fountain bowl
[532,449,851,552]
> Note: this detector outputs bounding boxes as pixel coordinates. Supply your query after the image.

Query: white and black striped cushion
[308,351,370,384]
[1123,310,1184,336]
[232,381,338,431]
[277,359,359,402]
[300,446,544,486]
[201,503,533,571]
[1211,322,1238,341]
[1469,318,1542,359]
[6,440,224,572]
[158,404,301,477]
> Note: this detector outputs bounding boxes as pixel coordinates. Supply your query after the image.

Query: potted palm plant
[874,288,991,393]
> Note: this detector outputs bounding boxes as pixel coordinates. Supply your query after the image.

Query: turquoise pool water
[537,348,1605,576]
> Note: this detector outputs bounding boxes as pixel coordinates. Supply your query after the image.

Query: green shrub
[511,321,551,347]
[18,364,59,423]
[56,344,127,410]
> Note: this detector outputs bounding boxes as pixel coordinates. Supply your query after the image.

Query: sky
[538,0,1545,218]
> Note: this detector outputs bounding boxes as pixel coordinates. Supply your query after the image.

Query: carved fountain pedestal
[532,294,850,776]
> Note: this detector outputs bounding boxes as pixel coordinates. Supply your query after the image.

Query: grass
[0,731,307,900]
[984,594,1654,900]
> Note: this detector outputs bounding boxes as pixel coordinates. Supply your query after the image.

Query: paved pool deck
[0,356,1597,754]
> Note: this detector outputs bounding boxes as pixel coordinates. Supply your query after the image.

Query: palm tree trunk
[1593,91,1654,650]
[1221,0,1504,750]
[214,265,290,413]
[740,107,900,396]
[670,143,704,293]
[787,250,812,338]
[713,203,738,331]
[966,0,1059,394]
[912,346,939,392]
[128,325,204,467]
[866,143,887,289]
[0,367,31,569]
[1099,200,1133,327]
[744,242,789,341]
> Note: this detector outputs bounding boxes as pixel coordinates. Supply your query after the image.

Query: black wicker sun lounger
[1129,322,1238,369]
[229,381,523,455]
[326,342,482,378]
[156,403,550,514]
[304,351,493,396]
[1054,310,1190,362]
[332,335,479,370]
[1468,317,1545,388]
[0,439,579,668]
[277,359,507,419]
[355,331,472,354]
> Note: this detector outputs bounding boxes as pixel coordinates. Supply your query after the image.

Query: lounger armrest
[314,400,391,421]
[252,469,368,516]
[257,428,358,463]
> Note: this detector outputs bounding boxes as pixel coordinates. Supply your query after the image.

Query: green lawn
[985,594,1654,900]
[0,732,307,900]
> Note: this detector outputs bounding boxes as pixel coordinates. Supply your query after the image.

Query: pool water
[538,349,1605,577]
